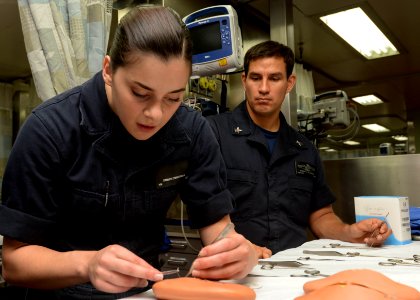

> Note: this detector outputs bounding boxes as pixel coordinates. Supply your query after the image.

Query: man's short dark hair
[243,41,295,78]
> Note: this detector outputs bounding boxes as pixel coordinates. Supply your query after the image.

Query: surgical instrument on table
[290,269,329,277]
[412,254,420,262]
[302,250,420,262]
[302,250,369,257]
[322,243,380,250]
[297,256,345,261]
[185,222,234,277]
[345,252,420,262]
[378,259,420,267]
[259,260,309,270]
[303,249,388,258]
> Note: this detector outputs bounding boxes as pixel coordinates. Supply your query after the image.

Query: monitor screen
[189,21,222,55]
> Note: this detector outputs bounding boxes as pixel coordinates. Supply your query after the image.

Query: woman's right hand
[88,244,163,293]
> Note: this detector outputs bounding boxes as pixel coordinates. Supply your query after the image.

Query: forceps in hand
[161,268,181,278]
[369,212,389,247]
[184,222,235,277]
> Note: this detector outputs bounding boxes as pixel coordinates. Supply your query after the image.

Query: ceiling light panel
[362,123,390,132]
[392,135,408,141]
[352,94,384,106]
[343,140,360,145]
[320,7,399,59]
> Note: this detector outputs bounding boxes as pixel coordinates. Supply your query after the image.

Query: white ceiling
[1,0,419,147]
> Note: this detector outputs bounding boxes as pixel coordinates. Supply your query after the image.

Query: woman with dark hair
[0,6,257,299]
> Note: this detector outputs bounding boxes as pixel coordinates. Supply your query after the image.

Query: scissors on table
[302,250,376,258]
[303,250,420,261]
[410,254,420,262]
[322,243,381,250]
[290,269,329,277]
[378,258,420,267]
[259,260,309,270]
[297,256,345,261]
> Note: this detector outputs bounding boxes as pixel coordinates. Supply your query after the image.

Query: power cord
[179,200,201,254]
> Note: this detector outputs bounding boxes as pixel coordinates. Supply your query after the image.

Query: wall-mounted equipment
[311,90,351,127]
[298,90,360,144]
[183,5,243,78]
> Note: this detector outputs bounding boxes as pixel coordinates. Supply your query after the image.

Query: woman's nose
[143,100,163,121]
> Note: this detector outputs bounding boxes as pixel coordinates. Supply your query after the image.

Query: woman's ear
[102,55,113,86]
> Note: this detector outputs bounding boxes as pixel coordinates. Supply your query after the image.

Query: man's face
[242,56,296,122]
[103,53,190,140]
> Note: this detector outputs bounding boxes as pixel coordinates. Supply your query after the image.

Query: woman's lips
[137,123,156,131]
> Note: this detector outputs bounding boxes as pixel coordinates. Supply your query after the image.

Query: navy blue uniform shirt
[0,72,233,299]
[207,101,335,254]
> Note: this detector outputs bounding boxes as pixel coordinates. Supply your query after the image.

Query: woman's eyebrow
[134,81,153,91]
[134,81,185,93]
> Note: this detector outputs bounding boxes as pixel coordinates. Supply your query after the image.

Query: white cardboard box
[354,196,411,245]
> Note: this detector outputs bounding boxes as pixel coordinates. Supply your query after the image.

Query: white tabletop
[123,239,420,299]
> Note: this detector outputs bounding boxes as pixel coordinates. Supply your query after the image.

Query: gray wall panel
[324,154,420,224]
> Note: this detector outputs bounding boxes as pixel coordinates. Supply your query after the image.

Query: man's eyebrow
[134,81,185,93]
[249,71,283,77]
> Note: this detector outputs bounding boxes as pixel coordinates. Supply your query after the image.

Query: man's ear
[286,74,297,93]
[241,72,247,89]
[102,55,113,86]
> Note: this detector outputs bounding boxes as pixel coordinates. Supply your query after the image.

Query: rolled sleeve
[0,114,62,244]
[186,189,233,229]
[0,205,56,244]
[180,117,234,229]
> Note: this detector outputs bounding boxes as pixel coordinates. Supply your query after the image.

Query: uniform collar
[231,100,308,152]
[230,101,255,136]
[79,72,113,135]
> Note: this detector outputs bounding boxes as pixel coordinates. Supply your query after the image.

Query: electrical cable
[180,200,201,254]
[325,108,360,142]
